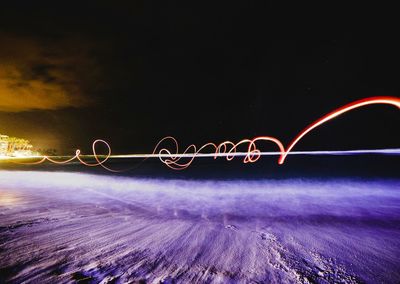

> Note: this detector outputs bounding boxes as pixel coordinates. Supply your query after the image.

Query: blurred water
[0,170,400,283]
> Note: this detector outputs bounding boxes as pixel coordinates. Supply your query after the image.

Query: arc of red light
[279,96,400,164]
[151,96,400,169]
[11,96,400,171]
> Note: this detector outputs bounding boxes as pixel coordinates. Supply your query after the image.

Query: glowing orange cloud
[15,96,400,171]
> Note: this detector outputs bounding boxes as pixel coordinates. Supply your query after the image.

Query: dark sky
[0,2,399,154]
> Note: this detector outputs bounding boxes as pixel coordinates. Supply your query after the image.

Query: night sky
[0,2,399,155]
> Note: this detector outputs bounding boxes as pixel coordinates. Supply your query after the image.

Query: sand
[0,171,399,283]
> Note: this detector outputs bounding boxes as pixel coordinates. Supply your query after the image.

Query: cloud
[0,33,96,112]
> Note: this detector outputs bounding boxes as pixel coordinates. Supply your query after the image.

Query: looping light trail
[15,139,120,172]
[13,96,400,171]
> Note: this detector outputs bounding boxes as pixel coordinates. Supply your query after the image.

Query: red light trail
[12,96,400,171]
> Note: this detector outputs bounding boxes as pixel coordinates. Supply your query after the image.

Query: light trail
[111,148,400,158]
[9,96,400,171]
[278,96,400,164]
[5,148,400,160]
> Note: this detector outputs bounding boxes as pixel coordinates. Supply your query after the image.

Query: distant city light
[0,134,39,157]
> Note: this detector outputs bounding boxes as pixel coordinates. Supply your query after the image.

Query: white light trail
[111,148,400,159]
